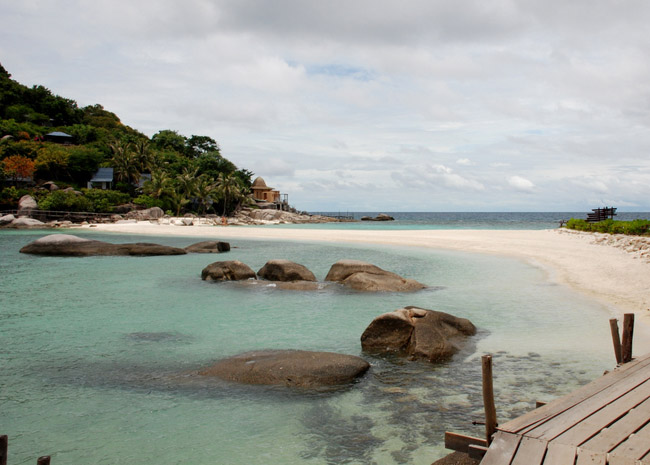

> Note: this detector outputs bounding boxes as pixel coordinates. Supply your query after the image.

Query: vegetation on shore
[0,63,253,216]
[564,218,650,236]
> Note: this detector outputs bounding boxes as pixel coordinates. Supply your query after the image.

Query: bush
[133,194,164,209]
[81,188,130,212]
[564,218,650,236]
[39,190,93,212]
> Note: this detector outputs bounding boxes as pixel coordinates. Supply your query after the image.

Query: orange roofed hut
[251,176,281,203]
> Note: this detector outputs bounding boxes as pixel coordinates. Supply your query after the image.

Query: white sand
[83,222,650,352]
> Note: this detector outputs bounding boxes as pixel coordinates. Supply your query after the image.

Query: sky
[2,0,650,212]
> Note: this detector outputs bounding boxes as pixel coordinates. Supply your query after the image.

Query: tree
[35,145,70,180]
[1,155,35,183]
[194,174,219,215]
[109,139,140,184]
[185,135,219,158]
[151,130,186,153]
[143,169,173,199]
[216,172,244,216]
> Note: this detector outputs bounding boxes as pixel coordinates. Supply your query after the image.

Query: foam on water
[0,229,615,464]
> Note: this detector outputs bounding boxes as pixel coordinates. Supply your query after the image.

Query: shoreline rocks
[199,350,370,388]
[360,213,394,221]
[257,259,317,282]
[361,307,476,362]
[201,260,257,281]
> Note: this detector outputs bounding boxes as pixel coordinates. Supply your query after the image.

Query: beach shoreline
[81,221,650,353]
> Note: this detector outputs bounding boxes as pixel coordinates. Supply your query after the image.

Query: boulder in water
[257,259,317,282]
[199,350,370,388]
[325,260,425,292]
[360,306,476,362]
[20,234,187,256]
[201,260,256,281]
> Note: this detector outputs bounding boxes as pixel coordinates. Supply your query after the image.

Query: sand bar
[84,222,650,351]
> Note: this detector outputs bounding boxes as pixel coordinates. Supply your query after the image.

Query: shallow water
[0,229,615,464]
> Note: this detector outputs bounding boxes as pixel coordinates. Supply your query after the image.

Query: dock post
[621,313,635,363]
[1,435,7,465]
[609,318,623,364]
[36,457,51,465]
[482,355,498,444]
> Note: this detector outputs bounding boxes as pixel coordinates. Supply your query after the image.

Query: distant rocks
[231,208,344,225]
[125,207,164,221]
[360,213,394,221]
[20,234,230,257]
[199,350,370,388]
[17,195,38,216]
[325,260,426,292]
[201,260,257,281]
[360,307,477,362]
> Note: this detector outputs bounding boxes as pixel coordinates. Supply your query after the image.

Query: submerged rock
[361,306,476,362]
[257,259,317,282]
[201,260,256,281]
[199,350,370,388]
[325,260,425,292]
[184,241,231,253]
[20,234,187,256]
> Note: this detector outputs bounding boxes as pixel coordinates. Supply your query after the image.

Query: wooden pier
[480,352,650,464]
[445,314,650,464]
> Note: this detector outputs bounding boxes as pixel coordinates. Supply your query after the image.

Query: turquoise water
[1,228,616,465]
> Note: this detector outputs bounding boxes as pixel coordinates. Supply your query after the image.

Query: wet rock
[20,234,187,256]
[360,306,476,362]
[199,349,370,388]
[184,241,231,253]
[325,260,425,292]
[257,259,317,282]
[5,217,48,229]
[201,260,256,281]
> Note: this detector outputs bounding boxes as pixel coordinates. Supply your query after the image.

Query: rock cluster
[201,259,426,292]
[360,213,395,221]
[360,307,477,362]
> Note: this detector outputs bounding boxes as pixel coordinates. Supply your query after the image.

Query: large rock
[0,214,16,226]
[325,260,426,292]
[17,195,38,216]
[201,260,257,281]
[199,350,370,388]
[125,207,164,221]
[20,234,187,256]
[360,307,477,362]
[5,217,48,229]
[360,213,395,221]
[184,241,231,253]
[257,259,317,282]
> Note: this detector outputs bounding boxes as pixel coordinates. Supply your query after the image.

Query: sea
[1,212,647,465]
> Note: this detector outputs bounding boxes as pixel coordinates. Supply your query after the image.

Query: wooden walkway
[480,352,650,465]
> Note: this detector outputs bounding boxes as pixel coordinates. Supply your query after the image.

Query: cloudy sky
[2,0,650,211]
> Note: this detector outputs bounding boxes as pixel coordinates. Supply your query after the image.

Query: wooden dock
[480,352,650,464]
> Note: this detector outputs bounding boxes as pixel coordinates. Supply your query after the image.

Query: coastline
[81,222,650,353]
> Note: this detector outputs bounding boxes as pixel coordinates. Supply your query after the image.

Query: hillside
[0,63,252,216]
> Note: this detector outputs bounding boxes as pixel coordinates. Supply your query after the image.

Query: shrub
[81,188,130,212]
[564,218,650,236]
[133,194,164,209]
[39,190,93,212]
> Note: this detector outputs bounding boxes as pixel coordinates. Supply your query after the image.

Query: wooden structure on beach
[587,207,617,223]
[445,314,650,464]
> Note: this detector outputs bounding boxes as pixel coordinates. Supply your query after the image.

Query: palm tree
[144,169,173,199]
[195,174,219,216]
[109,139,140,184]
[216,172,244,216]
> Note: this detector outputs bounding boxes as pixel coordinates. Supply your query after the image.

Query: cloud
[508,176,536,192]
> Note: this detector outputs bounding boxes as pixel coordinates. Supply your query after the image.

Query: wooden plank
[609,421,650,460]
[542,442,576,464]
[480,431,522,465]
[468,444,489,460]
[553,383,650,446]
[622,314,635,364]
[511,436,547,465]
[611,318,623,365]
[444,431,488,453]
[0,435,7,465]
[500,354,650,434]
[607,456,637,465]
[575,448,607,465]
[580,400,650,453]
[522,364,650,440]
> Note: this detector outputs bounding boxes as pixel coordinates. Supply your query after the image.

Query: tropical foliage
[0,62,253,216]
[564,218,650,236]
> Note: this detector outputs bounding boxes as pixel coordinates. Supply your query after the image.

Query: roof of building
[46,131,73,138]
[90,167,114,183]
[251,176,268,188]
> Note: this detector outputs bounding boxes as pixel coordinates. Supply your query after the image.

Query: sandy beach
[84,222,650,352]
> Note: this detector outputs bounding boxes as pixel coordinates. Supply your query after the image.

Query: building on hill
[250,176,289,210]
[87,168,113,190]
[44,131,74,144]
